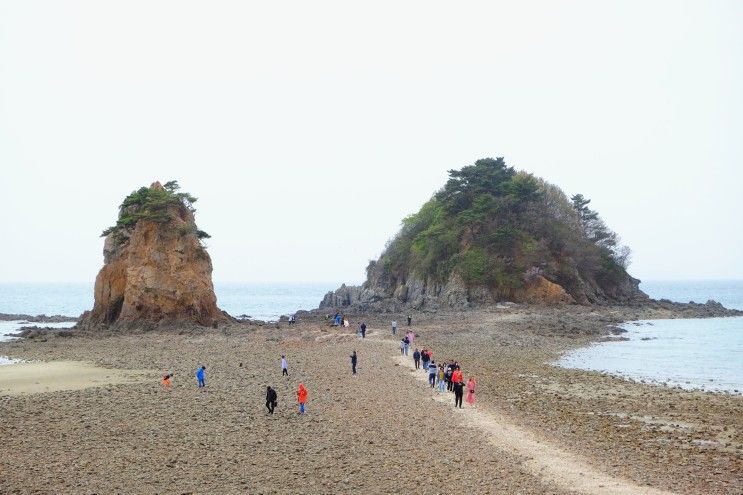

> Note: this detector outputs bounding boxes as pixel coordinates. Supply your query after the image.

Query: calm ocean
[556,280,743,394]
[0,282,337,321]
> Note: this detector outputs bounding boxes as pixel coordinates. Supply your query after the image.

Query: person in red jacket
[451,368,463,385]
[297,383,308,414]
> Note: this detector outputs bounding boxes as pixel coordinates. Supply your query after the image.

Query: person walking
[413,349,421,370]
[466,377,476,406]
[196,366,206,388]
[391,320,397,335]
[400,339,405,355]
[428,360,437,388]
[266,386,278,414]
[421,349,429,372]
[281,355,288,376]
[453,380,464,408]
[452,366,463,388]
[407,315,412,326]
[437,365,446,393]
[350,350,358,375]
[403,336,410,356]
[445,363,454,391]
[360,323,367,339]
[297,383,308,414]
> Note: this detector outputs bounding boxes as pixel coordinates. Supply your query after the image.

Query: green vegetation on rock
[377,157,631,297]
[101,181,209,241]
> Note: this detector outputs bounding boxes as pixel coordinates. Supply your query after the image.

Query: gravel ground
[0,306,740,494]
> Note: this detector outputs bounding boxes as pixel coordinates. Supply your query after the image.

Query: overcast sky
[1,1,741,284]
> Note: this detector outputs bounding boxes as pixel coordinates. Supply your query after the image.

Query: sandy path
[393,353,677,495]
[0,361,150,395]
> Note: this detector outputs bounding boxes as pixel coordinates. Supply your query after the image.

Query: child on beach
[466,377,476,406]
[297,383,308,414]
[161,374,172,389]
[196,366,206,388]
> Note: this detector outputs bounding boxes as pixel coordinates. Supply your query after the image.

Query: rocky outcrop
[0,313,78,322]
[320,266,579,312]
[79,182,231,329]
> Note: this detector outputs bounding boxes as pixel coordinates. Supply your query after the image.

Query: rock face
[79,182,231,328]
[320,265,584,312]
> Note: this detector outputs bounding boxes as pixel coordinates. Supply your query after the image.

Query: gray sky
[1,1,741,284]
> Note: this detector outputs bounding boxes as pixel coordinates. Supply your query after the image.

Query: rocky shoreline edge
[2,296,740,342]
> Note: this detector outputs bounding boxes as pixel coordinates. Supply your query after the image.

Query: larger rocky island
[320,158,735,316]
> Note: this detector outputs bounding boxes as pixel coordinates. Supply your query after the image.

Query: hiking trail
[393,354,677,495]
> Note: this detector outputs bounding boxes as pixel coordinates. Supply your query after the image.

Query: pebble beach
[0,306,741,494]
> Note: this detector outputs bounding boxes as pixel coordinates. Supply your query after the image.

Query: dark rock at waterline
[10,326,77,339]
[0,313,78,323]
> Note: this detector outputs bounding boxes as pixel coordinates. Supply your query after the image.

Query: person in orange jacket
[297,383,308,414]
[452,367,463,385]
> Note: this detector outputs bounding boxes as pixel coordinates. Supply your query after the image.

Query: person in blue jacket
[196,366,206,388]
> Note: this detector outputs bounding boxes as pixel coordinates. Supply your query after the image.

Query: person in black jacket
[413,349,421,369]
[453,381,464,408]
[350,351,358,375]
[266,386,278,414]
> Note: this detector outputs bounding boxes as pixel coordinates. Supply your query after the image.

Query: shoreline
[552,316,743,396]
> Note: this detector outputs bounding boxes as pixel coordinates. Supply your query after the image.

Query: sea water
[555,280,743,394]
[0,282,336,342]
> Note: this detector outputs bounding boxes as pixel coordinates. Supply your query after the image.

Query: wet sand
[0,307,740,494]
[0,361,150,396]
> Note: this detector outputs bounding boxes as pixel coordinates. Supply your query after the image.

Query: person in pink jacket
[465,377,476,406]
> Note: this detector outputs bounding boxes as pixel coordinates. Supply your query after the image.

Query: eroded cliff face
[80,182,231,328]
[320,265,581,312]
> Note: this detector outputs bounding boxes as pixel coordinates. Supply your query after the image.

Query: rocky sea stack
[321,158,649,311]
[79,181,231,329]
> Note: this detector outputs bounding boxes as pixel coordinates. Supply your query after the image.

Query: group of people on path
[411,345,476,408]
